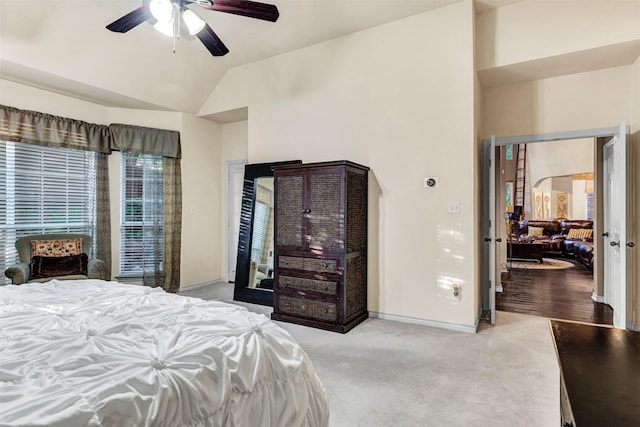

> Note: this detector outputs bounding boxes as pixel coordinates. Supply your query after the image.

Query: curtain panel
[0,105,111,154]
[161,158,182,293]
[110,123,182,293]
[92,153,112,280]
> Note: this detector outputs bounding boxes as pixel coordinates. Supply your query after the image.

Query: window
[120,152,163,276]
[250,201,270,263]
[0,140,97,284]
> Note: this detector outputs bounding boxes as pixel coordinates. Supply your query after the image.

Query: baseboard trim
[629,322,640,332]
[591,292,605,303]
[369,311,477,334]
[179,278,227,292]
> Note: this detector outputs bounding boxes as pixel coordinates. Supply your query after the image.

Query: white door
[602,123,629,329]
[484,136,498,325]
[226,161,247,282]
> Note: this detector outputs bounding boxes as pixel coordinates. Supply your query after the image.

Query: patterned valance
[0,105,111,154]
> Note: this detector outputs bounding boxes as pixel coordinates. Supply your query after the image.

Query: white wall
[0,79,109,124]
[476,0,640,70]
[202,1,478,328]
[527,139,594,188]
[483,66,635,137]
[0,79,224,288]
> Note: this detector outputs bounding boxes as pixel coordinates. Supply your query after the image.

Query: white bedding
[0,280,329,427]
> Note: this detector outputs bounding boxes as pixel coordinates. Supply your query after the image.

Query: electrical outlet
[452,284,461,300]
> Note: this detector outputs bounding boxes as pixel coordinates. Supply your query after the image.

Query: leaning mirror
[233,160,301,306]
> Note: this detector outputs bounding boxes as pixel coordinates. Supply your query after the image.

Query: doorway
[497,139,608,324]
[483,125,629,328]
[226,160,247,282]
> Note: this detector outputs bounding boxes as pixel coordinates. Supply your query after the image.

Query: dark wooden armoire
[271,160,369,333]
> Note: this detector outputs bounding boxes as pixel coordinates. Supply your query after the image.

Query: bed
[0,280,329,427]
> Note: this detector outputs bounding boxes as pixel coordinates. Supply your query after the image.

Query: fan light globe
[182,10,206,35]
[149,0,173,23]
[153,20,175,37]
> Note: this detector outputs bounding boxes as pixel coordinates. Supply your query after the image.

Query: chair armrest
[551,234,565,241]
[4,262,30,285]
[87,259,106,280]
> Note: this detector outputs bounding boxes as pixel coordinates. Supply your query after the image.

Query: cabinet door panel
[310,172,342,250]
[276,175,305,248]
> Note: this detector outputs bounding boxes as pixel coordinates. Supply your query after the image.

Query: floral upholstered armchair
[4,234,106,285]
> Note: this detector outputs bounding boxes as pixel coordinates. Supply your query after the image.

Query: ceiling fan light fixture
[149,0,173,23]
[182,9,206,35]
[153,19,175,37]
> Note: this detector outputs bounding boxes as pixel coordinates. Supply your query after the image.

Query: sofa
[510,219,565,254]
[509,219,594,269]
[560,220,595,269]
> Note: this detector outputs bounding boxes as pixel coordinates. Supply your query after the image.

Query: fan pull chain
[172,2,180,53]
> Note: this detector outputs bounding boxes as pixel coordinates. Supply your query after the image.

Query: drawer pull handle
[325,286,328,291]
[303,209,311,214]
[285,303,290,308]
[323,309,328,313]
[321,262,328,267]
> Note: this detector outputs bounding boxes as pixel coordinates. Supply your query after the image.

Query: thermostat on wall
[424,177,439,188]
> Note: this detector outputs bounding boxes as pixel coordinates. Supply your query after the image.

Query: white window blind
[0,140,97,284]
[120,152,163,276]
[250,202,269,263]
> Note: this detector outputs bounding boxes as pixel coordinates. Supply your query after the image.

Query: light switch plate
[447,201,461,214]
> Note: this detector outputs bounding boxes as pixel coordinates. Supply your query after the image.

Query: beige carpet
[180,282,559,427]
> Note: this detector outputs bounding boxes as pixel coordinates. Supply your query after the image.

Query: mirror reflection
[233,160,301,306]
[248,177,275,290]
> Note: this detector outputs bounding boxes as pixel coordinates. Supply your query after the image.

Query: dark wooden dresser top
[550,319,640,426]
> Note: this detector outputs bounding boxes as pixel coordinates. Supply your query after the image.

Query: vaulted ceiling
[0,0,520,116]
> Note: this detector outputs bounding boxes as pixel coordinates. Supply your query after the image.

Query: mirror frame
[233,160,302,306]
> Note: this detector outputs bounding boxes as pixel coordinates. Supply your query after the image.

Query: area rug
[510,258,575,270]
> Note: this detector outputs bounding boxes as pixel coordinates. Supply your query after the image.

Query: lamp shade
[182,9,206,35]
[149,0,173,23]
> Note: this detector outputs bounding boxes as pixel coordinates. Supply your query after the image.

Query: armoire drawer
[277,275,338,295]
[278,256,338,274]
[278,295,337,322]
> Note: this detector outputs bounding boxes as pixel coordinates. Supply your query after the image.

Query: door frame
[226,159,247,282]
[483,125,628,326]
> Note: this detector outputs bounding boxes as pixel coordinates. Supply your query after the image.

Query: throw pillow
[30,253,88,279]
[31,239,83,257]
[527,226,544,238]
[566,228,593,240]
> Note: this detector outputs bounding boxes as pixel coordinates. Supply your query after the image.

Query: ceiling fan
[106,0,279,57]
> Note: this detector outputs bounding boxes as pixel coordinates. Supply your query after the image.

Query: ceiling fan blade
[106,6,152,33]
[201,0,279,22]
[197,24,230,56]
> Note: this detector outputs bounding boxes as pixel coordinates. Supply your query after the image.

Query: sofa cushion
[517,219,561,237]
[566,228,593,240]
[560,220,593,234]
[30,253,88,279]
[528,226,544,238]
[30,239,83,257]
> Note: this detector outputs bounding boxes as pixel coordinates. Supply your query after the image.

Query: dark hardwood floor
[498,258,613,325]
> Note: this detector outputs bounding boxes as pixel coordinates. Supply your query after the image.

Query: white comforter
[0,280,329,427]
